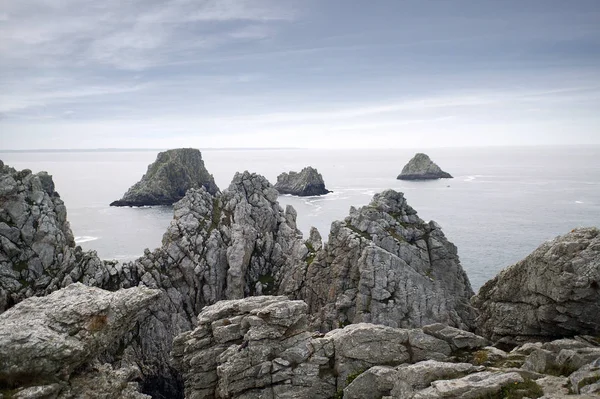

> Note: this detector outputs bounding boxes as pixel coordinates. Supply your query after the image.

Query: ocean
[1,146,599,291]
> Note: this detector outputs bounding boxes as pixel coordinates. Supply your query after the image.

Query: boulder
[280,189,477,331]
[0,283,160,396]
[472,227,600,345]
[397,153,452,180]
[273,166,331,196]
[110,148,219,206]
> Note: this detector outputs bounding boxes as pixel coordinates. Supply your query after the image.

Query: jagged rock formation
[110,148,219,206]
[0,162,110,312]
[0,283,160,398]
[173,295,600,399]
[472,227,600,346]
[7,157,600,398]
[397,153,453,180]
[274,166,331,196]
[280,189,477,331]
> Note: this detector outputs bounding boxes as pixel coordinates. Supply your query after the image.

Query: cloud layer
[1,0,599,149]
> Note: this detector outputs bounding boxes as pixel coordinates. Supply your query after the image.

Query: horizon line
[1,144,599,153]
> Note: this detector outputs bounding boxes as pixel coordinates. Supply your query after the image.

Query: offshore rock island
[274,166,331,196]
[110,148,219,207]
[397,153,453,180]
[1,157,600,398]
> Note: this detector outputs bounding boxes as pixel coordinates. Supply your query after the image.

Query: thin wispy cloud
[1,0,599,149]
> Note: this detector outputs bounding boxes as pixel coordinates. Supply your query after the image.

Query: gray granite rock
[172,296,466,399]
[473,227,600,345]
[110,148,219,206]
[0,163,109,312]
[0,283,159,396]
[274,166,331,196]
[397,153,452,180]
[280,189,477,331]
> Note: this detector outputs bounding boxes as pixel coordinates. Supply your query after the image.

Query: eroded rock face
[397,153,452,180]
[274,166,331,196]
[172,296,479,399]
[0,163,110,312]
[472,227,600,345]
[0,283,160,397]
[280,189,477,331]
[131,171,305,321]
[110,148,219,206]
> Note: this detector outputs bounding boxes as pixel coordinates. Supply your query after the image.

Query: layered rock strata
[110,148,219,206]
[274,166,331,196]
[473,227,600,345]
[397,153,453,180]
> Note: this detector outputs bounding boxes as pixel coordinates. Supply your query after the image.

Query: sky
[1,0,599,149]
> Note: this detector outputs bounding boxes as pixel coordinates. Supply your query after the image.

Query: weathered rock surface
[273,166,331,196]
[0,163,112,312]
[280,189,477,331]
[473,227,600,345]
[172,296,482,399]
[0,283,159,398]
[110,148,219,206]
[174,295,600,399]
[397,153,453,180]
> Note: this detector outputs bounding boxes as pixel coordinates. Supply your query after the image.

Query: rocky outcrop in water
[397,153,452,180]
[280,189,477,331]
[110,148,219,207]
[274,166,331,196]
[0,283,160,398]
[472,227,600,346]
[173,295,600,399]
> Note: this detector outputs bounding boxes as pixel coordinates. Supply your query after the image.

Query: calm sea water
[2,147,599,291]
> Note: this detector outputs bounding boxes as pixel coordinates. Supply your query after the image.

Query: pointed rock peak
[398,153,453,180]
[274,166,331,196]
[110,148,219,207]
[369,189,410,214]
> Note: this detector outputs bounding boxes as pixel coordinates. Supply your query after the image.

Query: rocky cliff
[397,153,453,180]
[110,148,219,206]
[473,227,600,346]
[4,158,600,399]
[274,166,331,196]
[280,189,477,331]
[0,161,113,312]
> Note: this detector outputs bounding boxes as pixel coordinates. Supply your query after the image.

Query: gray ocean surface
[2,146,599,291]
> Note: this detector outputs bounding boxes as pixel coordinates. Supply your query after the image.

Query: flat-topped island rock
[110,148,219,207]
[274,166,331,196]
[397,153,453,180]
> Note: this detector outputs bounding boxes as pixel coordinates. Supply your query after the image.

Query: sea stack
[110,148,219,207]
[397,153,453,180]
[274,166,331,196]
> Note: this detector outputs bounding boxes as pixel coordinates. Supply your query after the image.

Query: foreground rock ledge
[274,166,331,196]
[0,283,160,398]
[173,295,600,399]
[473,227,600,346]
[397,153,453,180]
[110,148,219,206]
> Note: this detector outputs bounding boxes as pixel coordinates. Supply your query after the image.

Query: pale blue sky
[1,0,599,149]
